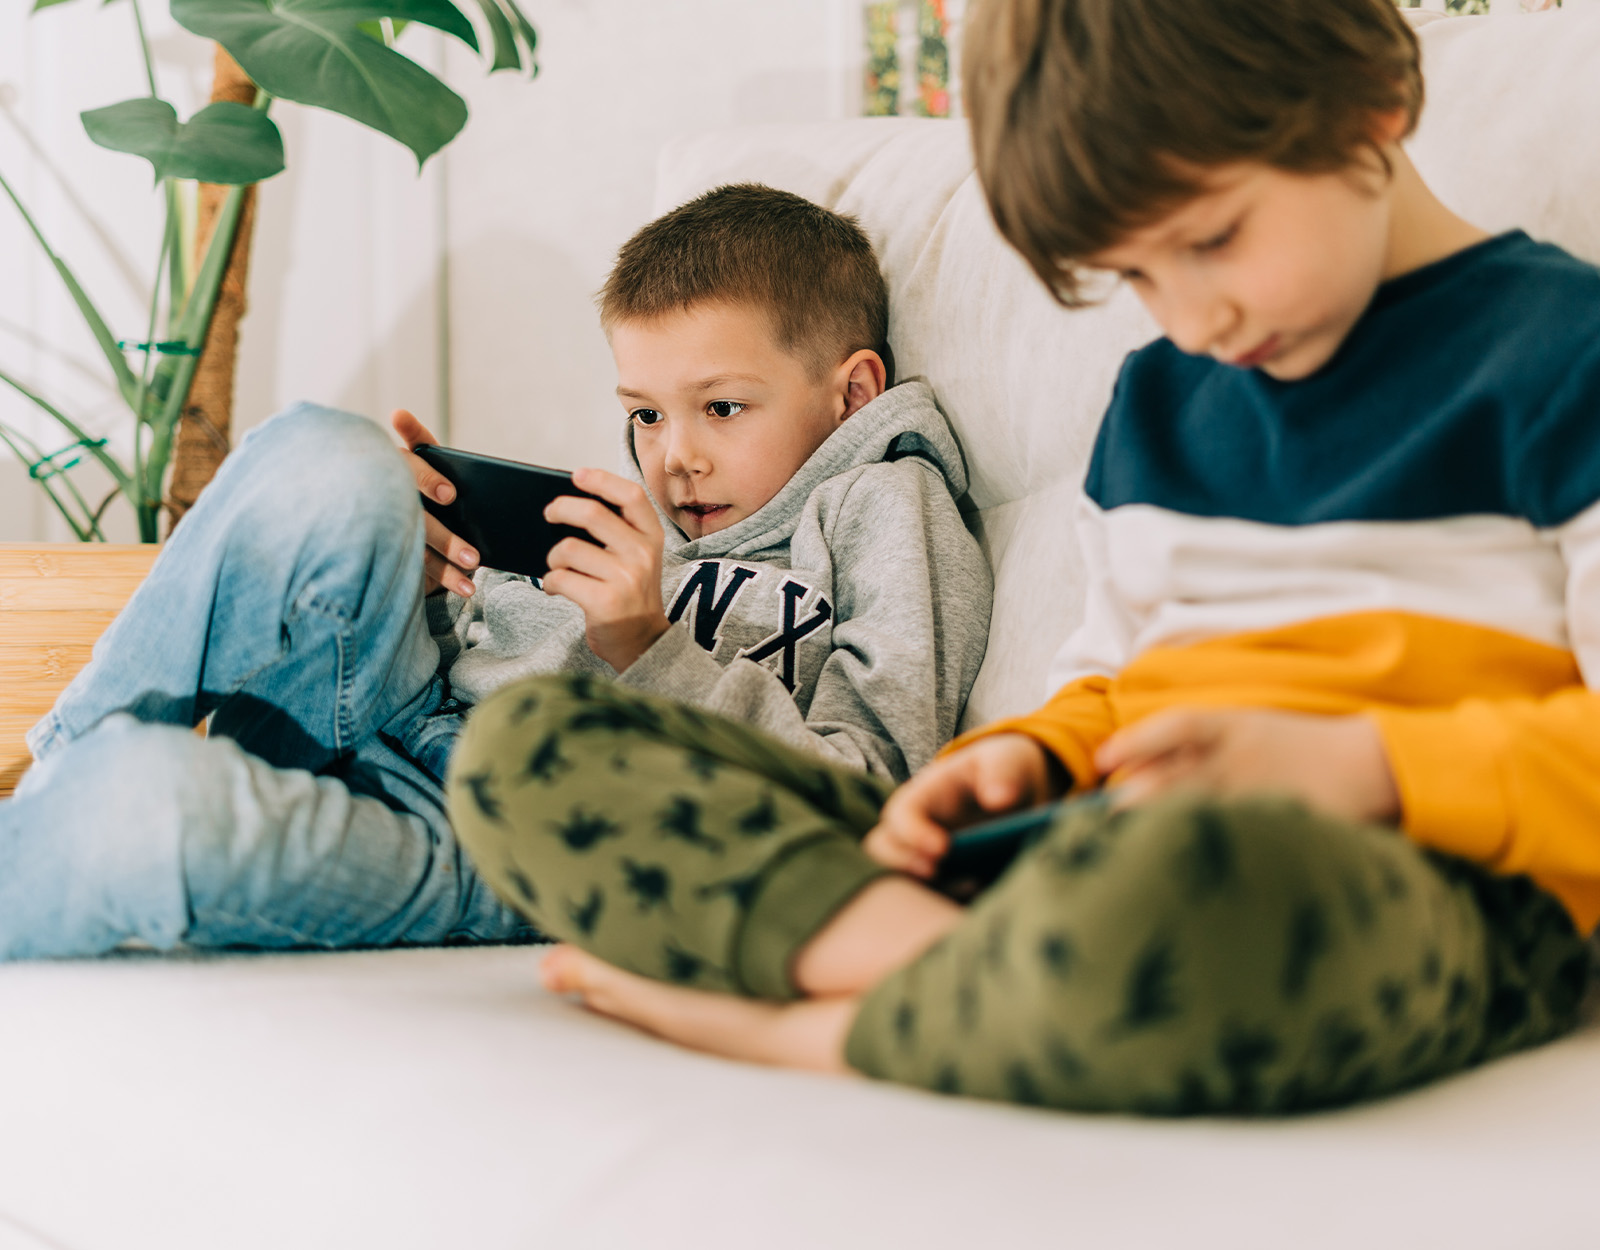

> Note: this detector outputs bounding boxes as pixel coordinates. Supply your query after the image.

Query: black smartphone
[931,793,1111,900]
[413,443,611,581]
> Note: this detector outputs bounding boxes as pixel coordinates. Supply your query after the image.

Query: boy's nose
[1167,300,1239,359]
[663,426,708,476]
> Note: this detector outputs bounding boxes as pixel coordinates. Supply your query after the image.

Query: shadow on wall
[442,229,622,471]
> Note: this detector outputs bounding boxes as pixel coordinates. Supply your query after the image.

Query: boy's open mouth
[681,503,731,522]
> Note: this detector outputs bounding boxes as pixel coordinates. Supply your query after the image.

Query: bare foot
[542,945,859,1074]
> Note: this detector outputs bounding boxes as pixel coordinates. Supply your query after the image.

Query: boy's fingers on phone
[974,768,1028,814]
[538,567,573,602]
[917,763,1001,832]
[868,832,933,878]
[546,535,612,580]
[404,447,456,504]
[423,548,475,597]
[572,469,664,536]
[863,819,911,861]
[879,784,959,851]
[545,495,637,550]
[570,466,639,504]
[423,512,478,570]
[390,408,438,448]
[540,568,613,622]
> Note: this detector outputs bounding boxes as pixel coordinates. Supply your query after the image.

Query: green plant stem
[166,180,188,320]
[0,421,92,541]
[133,415,145,529]
[130,0,159,98]
[134,0,185,340]
[143,190,248,528]
[128,201,175,540]
[0,365,133,497]
[141,88,275,536]
[133,194,175,421]
[90,486,121,532]
[47,451,107,541]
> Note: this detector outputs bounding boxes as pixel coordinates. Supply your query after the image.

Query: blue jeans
[0,404,533,959]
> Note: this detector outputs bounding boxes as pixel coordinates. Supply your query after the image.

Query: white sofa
[4,10,1600,1248]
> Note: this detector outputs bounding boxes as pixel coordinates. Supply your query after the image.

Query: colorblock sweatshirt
[977,231,1600,932]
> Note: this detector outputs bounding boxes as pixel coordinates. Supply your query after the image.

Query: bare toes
[539,943,590,994]
[540,944,660,1022]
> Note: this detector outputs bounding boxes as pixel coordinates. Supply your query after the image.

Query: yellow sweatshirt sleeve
[1371,687,1600,931]
[945,674,1119,793]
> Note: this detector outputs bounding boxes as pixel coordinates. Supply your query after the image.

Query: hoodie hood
[621,379,967,561]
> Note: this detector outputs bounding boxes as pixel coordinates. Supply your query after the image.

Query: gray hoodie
[428,380,992,781]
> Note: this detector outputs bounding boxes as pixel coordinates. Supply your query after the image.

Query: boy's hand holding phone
[542,469,671,673]
[390,409,669,672]
[866,733,1065,878]
[867,709,1402,882]
[392,408,480,598]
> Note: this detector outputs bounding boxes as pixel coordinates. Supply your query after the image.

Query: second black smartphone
[931,793,1112,900]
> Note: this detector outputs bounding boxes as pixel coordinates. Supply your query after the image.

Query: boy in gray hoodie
[0,184,990,960]
[420,184,990,783]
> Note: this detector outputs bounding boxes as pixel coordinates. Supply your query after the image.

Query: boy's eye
[630,408,663,427]
[707,400,746,418]
[1194,222,1238,254]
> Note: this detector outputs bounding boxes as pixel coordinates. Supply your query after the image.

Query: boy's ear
[1369,104,1412,148]
[838,349,888,421]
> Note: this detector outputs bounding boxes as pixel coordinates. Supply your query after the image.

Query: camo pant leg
[447,674,893,1000]
[845,794,1592,1114]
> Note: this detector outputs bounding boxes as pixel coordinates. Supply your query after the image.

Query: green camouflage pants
[447,674,1593,1115]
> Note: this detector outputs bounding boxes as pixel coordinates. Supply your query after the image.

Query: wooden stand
[0,543,159,795]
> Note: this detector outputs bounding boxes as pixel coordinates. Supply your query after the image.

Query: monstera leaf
[468,0,537,74]
[169,0,482,167]
[82,98,285,184]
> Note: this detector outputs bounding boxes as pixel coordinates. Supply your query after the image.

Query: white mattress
[2,946,1596,1249]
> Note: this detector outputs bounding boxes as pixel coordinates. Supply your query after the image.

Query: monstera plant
[0,0,537,542]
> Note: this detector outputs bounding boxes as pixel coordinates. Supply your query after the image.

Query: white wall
[0,1,853,541]
[441,1,852,470]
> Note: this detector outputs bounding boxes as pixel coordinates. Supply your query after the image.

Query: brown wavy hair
[964,0,1423,305]
[599,183,889,380]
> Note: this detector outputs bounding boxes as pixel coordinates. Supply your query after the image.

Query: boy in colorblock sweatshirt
[446,0,1598,1116]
